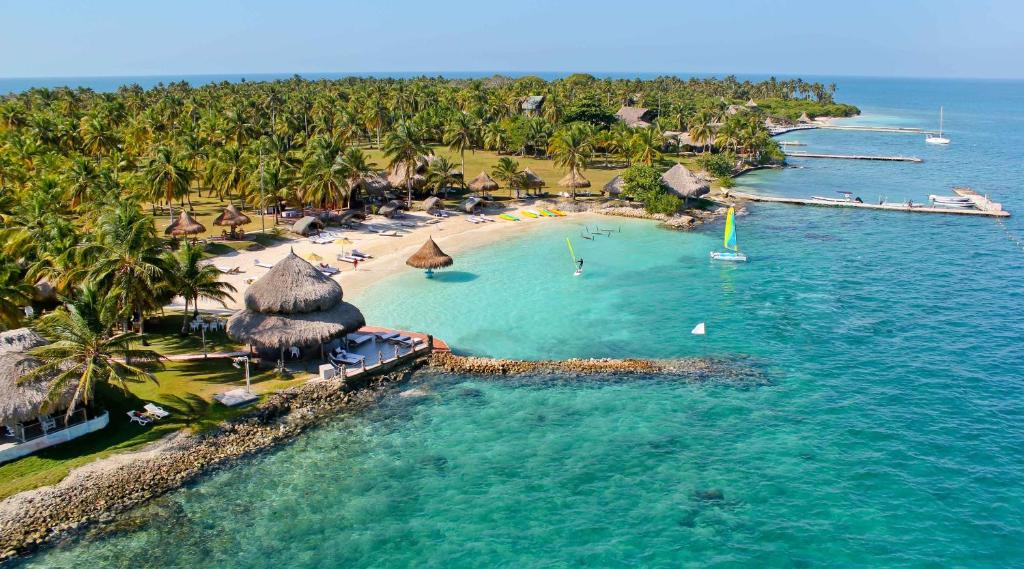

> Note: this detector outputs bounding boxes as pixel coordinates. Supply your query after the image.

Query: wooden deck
[729,191,1010,218]
[784,152,923,163]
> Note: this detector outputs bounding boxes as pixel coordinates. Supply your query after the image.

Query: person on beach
[353,258,359,271]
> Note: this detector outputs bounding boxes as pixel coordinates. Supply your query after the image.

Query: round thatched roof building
[661,164,710,200]
[226,252,365,350]
[467,171,498,193]
[521,168,545,189]
[406,237,453,270]
[165,210,206,237]
[213,204,252,228]
[559,172,591,188]
[603,175,625,197]
[0,328,74,425]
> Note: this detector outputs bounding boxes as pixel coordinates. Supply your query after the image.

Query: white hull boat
[710,207,748,262]
[710,251,748,262]
[925,107,951,145]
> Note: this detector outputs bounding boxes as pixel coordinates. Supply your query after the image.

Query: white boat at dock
[811,191,862,203]
[925,107,951,145]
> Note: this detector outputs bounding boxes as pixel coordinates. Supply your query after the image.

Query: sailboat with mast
[926,107,950,145]
[710,206,747,262]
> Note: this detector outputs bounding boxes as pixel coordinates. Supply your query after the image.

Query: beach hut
[0,329,108,461]
[521,95,545,116]
[420,196,442,213]
[406,237,453,278]
[213,204,251,238]
[661,163,710,203]
[467,171,498,197]
[164,210,206,239]
[387,162,426,190]
[603,175,625,197]
[726,104,746,116]
[292,216,324,236]
[616,106,655,128]
[350,172,393,203]
[378,199,405,218]
[745,98,758,108]
[798,112,813,124]
[461,196,483,213]
[226,251,365,362]
[521,168,545,191]
[558,172,591,189]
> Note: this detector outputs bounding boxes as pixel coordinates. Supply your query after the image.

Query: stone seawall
[0,360,426,563]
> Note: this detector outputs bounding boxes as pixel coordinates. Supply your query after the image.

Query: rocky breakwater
[0,362,424,563]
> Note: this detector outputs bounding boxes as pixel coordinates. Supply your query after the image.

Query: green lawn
[0,350,299,500]
[146,313,241,356]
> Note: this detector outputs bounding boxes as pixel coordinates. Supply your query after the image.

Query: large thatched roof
[387,163,426,189]
[798,112,813,123]
[616,106,653,128]
[350,172,391,197]
[292,216,324,236]
[661,164,710,199]
[745,98,758,108]
[420,196,442,212]
[227,252,365,349]
[603,175,625,196]
[521,168,545,189]
[0,328,75,425]
[461,196,483,213]
[467,171,498,192]
[213,204,251,227]
[558,172,591,188]
[378,199,405,218]
[406,237,453,270]
[165,210,206,237]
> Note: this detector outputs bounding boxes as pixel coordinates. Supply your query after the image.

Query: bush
[562,98,616,128]
[717,176,735,189]
[644,192,684,215]
[622,164,683,215]
[697,152,737,178]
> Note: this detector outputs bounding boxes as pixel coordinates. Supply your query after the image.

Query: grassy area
[0,353,296,500]
[146,313,241,356]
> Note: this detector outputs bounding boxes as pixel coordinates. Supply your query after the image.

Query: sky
[1,0,1022,79]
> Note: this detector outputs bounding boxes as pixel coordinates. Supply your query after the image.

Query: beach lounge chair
[143,403,171,419]
[350,250,373,259]
[318,264,340,275]
[254,259,275,269]
[329,351,365,366]
[377,230,401,237]
[127,411,151,425]
[375,331,400,341]
[387,335,413,346]
[347,332,375,346]
[336,255,359,264]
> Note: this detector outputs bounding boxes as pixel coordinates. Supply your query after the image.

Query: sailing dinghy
[710,207,748,262]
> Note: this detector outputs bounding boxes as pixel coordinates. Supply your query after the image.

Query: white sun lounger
[254,259,275,269]
[336,255,360,264]
[318,265,340,275]
[351,250,372,259]
[143,403,171,419]
[127,411,151,425]
[377,230,401,237]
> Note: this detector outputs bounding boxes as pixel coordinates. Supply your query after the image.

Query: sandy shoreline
[190,206,604,310]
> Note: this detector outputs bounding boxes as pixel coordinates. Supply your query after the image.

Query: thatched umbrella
[467,171,498,196]
[213,204,251,238]
[603,175,625,197]
[661,163,710,203]
[521,168,545,189]
[461,196,483,213]
[226,252,365,362]
[387,163,426,190]
[165,210,206,239]
[420,196,442,212]
[292,216,323,236]
[0,328,75,427]
[559,172,591,189]
[406,237,453,278]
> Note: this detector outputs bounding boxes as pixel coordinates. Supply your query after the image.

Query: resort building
[615,106,656,128]
[521,95,545,116]
[0,329,109,464]
[661,163,711,202]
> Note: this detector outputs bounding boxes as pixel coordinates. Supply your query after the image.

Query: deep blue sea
[17,76,1024,567]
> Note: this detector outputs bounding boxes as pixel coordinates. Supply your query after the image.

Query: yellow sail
[723,207,738,251]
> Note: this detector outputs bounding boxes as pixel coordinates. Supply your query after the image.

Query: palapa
[0,328,75,425]
[521,168,545,189]
[467,171,498,193]
[661,163,711,199]
[164,210,206,237]
[291,216,324,236]
[226,252,365,349]
[406,237,453,270]
[558,172,591,188]
[212,204,251,227]
[420,196,442,212]
[461,196,483,213]
[603,175,625,196]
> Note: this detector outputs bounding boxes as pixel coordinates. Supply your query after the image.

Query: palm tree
[425,156,458,197]
[333,147,376,209]
[206,144,251,205]
[22,305,160,419]
[492,157,525,199]
[164,242,237,334]
[143,146,192,223]
[548,124,594,198]
[0,257,31,330]
[630,127,664,166]
[443,113,476,187]
[300,136,345,210]
[688,110,714,154]
[383,122,428,206]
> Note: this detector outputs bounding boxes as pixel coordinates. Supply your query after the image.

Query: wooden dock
[784,151,923,163]
[728,190,1010,218]
[770,124,938,136]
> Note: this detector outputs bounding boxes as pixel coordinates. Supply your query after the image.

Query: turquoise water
[22,78,1024,567]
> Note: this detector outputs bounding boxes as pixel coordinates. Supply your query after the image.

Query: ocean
[16,76,1024,567]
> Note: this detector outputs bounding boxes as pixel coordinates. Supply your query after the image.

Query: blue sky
[1,0,1021,79]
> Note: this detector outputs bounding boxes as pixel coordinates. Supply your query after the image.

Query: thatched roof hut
[350,172,392,199]
[420,196,442,212]
[521,168,545,189]
[0,328,75,425]
[292,216,324,236]
[461,196,483,213]
[387,163,426,189]
[558,172,591,188]
[165,210,206,237]
[406,237,453,270]
[226,252,365,350]
[467,171,498,194]
[616,106,654,128]
[378,199,405,218]
[798,112,813,124]
[661,164,710,199]
[212,204,251,228]
[745,98,758,108]
[603,175,625,197]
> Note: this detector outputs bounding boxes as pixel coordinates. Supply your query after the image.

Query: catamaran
[710,206,748,262]
[925,107,950,145]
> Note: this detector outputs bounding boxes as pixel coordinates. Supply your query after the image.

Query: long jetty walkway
[784,151,923,163]
[729,190,1010,218]
[769,124,937,136]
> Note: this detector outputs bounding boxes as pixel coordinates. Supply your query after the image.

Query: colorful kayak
[521,210,539,218]
[550,209,567,216]
[499,214,520,221]
[539,209,557,217]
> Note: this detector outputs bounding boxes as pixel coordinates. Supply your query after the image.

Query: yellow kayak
[539,209,557,217]
[550,209,567,216]
[499,214,520,221]
[521,210,539,218]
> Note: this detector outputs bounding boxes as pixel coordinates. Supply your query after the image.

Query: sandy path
[189,208,600,310]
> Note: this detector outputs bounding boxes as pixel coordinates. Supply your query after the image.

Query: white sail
[691,322,706,335]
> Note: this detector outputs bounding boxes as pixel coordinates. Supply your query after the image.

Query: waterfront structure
[661,163,710,201]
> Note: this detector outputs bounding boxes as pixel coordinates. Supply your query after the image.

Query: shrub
[621,164,682,215]
[697,152,737,178]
